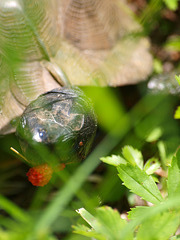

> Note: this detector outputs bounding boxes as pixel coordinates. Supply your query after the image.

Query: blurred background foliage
[0,0,180,239]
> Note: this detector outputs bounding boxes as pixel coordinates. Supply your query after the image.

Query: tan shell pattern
[0,0,153,134]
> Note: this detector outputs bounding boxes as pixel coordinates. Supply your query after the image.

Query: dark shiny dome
[16,87,97,166]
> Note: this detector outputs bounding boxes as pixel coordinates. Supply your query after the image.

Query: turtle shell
[16,87,97,166]
[0,0,152,135]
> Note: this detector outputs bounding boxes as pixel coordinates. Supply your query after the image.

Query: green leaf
[171,235,180,240]
[73,224,106,240]
[167,149,180,197]
[124,197,180,240]
[128,206,150,220]
[137,211,180,240]
[83,87,126,134]
[75,207,133,240]
[100,146,145,168]
[0,195,30,223]
[102,146,163,204]
[0,229,10,240]
[144,158,161,175]
[163,0,179,10]
[122,146,144,169]
[174,106,180,119]
[175,75,180,85]
[135,96,173,141]
[153,58,163,74]
[146,127,162,142]
[117,164,163,204]
[100,155,127,166]
[165,38,180,52]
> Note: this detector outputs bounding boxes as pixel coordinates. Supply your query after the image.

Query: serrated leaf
[75,207,133,240]
[174,106,180,119]
[117,164,163,204]
[122,146,143,169]
[144,158,161,175]
[168,149,180,197]
[152,175,159,183]
[121,196,180,240]
[76,208,99,230]
[100,155,127,166]
[73,224,106,240]
[95,207,132,240]
[137,211,180,240]
[128,206,149,220]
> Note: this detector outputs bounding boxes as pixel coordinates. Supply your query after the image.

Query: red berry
[26,164,53,187]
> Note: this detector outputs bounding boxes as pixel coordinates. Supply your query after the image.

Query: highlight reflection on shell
[16,87,97,166]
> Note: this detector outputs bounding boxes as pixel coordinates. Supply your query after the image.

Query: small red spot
[26,164,53,187]
[59,163,66,171]
[79,141,83,147]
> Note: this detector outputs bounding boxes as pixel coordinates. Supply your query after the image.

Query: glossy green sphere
[16,87,97,166]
